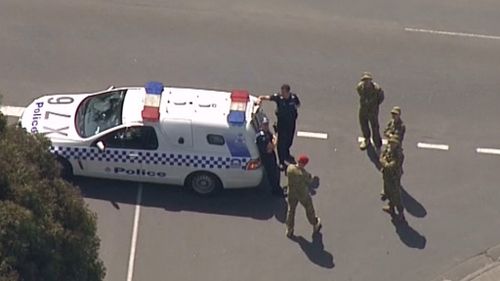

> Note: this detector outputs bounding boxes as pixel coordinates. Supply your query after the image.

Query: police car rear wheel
[188,172,221,196]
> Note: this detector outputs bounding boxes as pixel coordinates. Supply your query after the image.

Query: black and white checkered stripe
[50,146,249,169]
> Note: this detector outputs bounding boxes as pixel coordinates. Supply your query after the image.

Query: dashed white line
[297,131,328,139]
[0,105,25,117]
[476,148,500,155]
[405,27,500,40]
[417,142,449,151]
[126,183,143,281]
[357,137,388,145]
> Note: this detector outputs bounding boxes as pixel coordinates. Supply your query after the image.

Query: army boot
[313,217,322,233]
[382,205,395,215]
[286,228,294,238]
[359,138,368,150]
[380,190,387,201]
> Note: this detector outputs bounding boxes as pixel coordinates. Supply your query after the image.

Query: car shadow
[75,177,287,222]
[291,232,335,269]
[401,185,427,218]
[391,217,427,249]
[366,145,382,170]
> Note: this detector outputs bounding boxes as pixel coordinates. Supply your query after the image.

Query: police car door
[89,125,163,181]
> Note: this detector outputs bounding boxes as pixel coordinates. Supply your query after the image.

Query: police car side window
[206,134,225,146]
[98,126,159,150]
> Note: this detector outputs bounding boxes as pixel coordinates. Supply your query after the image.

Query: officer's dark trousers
[277,122,296,165]
[359,108,382,148]
[262,155,281,192]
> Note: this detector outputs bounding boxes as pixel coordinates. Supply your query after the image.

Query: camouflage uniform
[384,106,406,172]
[357,72,385,149]
[285,164,320,236]
[384,106,406,144]
[379,138,405,219]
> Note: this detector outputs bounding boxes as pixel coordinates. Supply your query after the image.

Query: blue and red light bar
[227,90,250,125]
[142,81,164,122]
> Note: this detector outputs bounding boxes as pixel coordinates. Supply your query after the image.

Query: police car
[20,81,267,195]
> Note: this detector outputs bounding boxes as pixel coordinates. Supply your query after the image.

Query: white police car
[20,81,267,195]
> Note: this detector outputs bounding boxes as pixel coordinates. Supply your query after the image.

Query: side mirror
[96,141,105,152]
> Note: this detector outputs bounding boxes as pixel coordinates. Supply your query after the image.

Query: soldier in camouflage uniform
[379,137,406,221]
[285,155,322,238]
[384,106,406,175]
[357,72,385,151]
[384,106,406,145]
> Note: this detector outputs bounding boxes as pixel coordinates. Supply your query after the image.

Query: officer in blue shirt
[257,84,301,170]
[256,117,283,197]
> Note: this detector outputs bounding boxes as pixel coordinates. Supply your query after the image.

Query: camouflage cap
[361,72,373,81]
[391,106,401,115]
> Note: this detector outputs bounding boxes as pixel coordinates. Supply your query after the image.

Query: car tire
[186,172,222,196]
[57,157,73,180]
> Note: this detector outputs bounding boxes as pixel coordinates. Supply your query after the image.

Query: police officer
[379,136,405,221]
[384,106,406,145]
[256,117,284,197]
[257,84,301,170]
[357,72,385,151]
[285,155,322,238]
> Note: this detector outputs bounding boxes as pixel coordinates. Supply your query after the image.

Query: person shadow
[366,145,382,170]
[291,232,335,269]
[401,186,427,218]
[391,217,427,249]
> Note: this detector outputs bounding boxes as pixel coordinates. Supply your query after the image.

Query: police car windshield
[75,90,127,138]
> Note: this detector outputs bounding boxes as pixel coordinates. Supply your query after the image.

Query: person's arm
[294,94,301,108]
[400,124,406,142]
[383,121,392,137]
[377,86,385,104]
[257,93,278,105]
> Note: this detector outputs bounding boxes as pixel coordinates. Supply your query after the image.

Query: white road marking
[126,183,143,281]
[357,137,388,145]
[405,27,500,40]
[297,131,328,139]
[417,142,449,151]
[476,148,500,155]
[0,105,25,117]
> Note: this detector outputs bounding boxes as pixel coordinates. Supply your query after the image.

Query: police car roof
[121,86,256,127]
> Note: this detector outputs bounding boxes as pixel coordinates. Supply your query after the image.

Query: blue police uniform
[269,93,300,166]
[256,129,282,195]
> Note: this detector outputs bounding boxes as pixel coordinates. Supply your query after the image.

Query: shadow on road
[76,177,287,222]
[401,186,427,218]
[391,218,427,249]
[291,232,335,269]
[366,145,382,170]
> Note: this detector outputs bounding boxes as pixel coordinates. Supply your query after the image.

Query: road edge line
[126,183,143,281]
[297,131,328,139]
[0,105,25,117]
[405,27,500,40]
[417,142,449,151]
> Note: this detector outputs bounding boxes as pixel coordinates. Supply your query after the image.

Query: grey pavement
[1,0,500,281]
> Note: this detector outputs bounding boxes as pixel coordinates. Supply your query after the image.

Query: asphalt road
[1,1,500,280]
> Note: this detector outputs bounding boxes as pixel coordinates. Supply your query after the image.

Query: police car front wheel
[186,172,222,196]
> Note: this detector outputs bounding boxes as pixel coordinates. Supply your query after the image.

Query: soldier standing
[285,155,322,238]
[357,72,385,151]
[384,106,406,144]
[257,84,301,170]
[384,106,406,174]
[379,137,406,221]
[256,117,284,197]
